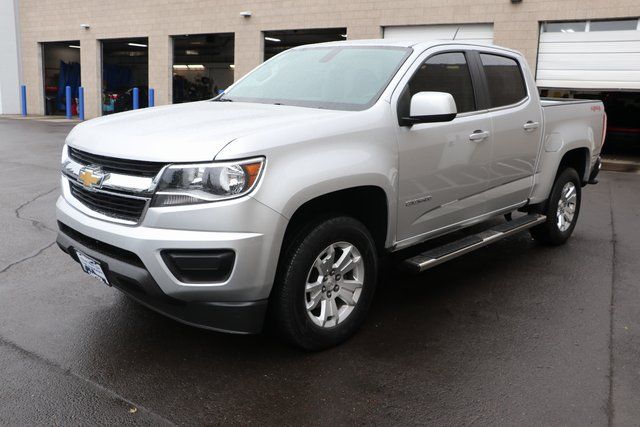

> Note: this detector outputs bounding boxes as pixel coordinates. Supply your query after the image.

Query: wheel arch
[530,140,592,205]
[280,185,390,255]
[557,147,590,185]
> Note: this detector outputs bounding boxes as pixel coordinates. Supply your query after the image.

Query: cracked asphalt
[1,117,639,425]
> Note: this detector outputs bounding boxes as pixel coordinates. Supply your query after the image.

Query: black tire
[270,216,378,351]
[530,167,581,246]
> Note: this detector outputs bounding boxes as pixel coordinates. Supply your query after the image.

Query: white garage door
[537,19,640,90]
[383,24,493,45]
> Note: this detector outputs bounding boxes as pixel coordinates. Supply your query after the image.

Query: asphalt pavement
[0,117,638,425]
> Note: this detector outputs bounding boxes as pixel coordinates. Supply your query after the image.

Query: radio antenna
[452,26,461,41]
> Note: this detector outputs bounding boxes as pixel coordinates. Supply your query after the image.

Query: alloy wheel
[304,241,365,328]
[556,182,577,232]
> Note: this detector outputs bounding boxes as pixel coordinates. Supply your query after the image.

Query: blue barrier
[65,85,72,119]
[148,88,155,107]
[133,87,139,110]
[20,85,27,116]
[78,87,85,121]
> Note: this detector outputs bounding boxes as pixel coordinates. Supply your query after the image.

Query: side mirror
[401,91,457,126]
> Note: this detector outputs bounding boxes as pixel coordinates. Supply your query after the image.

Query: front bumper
[57,224,267,333]
[56,189,287,333]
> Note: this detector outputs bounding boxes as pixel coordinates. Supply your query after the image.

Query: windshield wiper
[216,97,233,102]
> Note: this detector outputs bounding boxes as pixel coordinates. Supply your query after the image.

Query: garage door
[537,19,640,90]
[383,24,493,45]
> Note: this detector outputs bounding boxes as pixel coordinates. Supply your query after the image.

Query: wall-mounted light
[128,42,148,48]
[265,37,281,42]
[240,11,252,17]
[340,34,347,38]
[80,23,90,29]
[69,45,81,49]
[229,64,235,69]
[510,0,522,3]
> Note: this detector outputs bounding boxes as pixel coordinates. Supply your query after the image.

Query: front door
[394,50,493,243]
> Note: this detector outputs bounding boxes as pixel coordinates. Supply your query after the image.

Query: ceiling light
[173,65,189,70]
[69,45,81,49]
[185,50,199,55]
[128,42,147,48]
[265,37,281,42]
[188,65,205,70]
[229,64,235,69]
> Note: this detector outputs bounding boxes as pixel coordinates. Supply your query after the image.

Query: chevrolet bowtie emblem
[78,166,108,189]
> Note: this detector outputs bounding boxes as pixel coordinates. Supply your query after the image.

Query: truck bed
[536,96,605,190]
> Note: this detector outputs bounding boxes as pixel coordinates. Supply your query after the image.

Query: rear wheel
[530,167,581,246]
[271,216,378,351]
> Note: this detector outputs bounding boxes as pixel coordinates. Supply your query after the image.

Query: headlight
[151,158,264,207]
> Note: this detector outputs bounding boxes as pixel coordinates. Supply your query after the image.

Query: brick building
[2,0,640,125]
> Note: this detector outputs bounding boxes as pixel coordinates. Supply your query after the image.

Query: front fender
[215,104,400,247]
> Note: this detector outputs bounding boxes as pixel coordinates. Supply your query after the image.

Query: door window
[480,54,527,108]
[405,52,476,113]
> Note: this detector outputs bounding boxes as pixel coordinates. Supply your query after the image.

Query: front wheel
[270,216,378,351]
[530,167,582,246]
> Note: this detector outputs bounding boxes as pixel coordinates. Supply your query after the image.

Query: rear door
[394,49,493,243]
[476,52,543,209]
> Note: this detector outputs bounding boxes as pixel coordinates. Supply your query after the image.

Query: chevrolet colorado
[56,40,606,350]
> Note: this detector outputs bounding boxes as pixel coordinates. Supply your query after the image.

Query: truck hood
[66,101,342,162]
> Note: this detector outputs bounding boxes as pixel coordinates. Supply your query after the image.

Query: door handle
[469,130,490,142]
[523,121,540,132]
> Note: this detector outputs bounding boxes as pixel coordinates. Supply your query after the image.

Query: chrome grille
[69,181,148,223]
[68,147,167,178]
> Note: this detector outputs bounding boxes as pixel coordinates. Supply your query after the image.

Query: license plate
[76,250,109,285]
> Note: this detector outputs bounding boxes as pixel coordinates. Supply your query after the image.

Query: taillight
[601,112,607,148]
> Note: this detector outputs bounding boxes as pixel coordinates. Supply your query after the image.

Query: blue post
[148,88,155,108]
[20,85,27,116]
[78,87,85,121]
[132,87,139,110]
[65,85,72,119]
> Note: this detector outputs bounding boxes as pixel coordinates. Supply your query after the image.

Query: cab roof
[294,39,520,55]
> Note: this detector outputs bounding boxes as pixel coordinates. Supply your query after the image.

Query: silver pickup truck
[56,40,606,350]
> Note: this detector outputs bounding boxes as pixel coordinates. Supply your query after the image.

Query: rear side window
[480,54,527,108]
[406,52,476,113]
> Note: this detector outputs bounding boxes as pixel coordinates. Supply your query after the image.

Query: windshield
[219,46,411,111]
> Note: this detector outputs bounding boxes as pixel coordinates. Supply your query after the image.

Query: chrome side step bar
[403,214,546,273]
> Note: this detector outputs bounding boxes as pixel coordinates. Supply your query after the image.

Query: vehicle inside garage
[172,33,234,103]
[42,41,80,116]
[101,38,148,115]
[263,28,347,60]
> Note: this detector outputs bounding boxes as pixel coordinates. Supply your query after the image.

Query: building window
[542,22,586,33]
[542,18,640,33]
[589,19,639,32]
